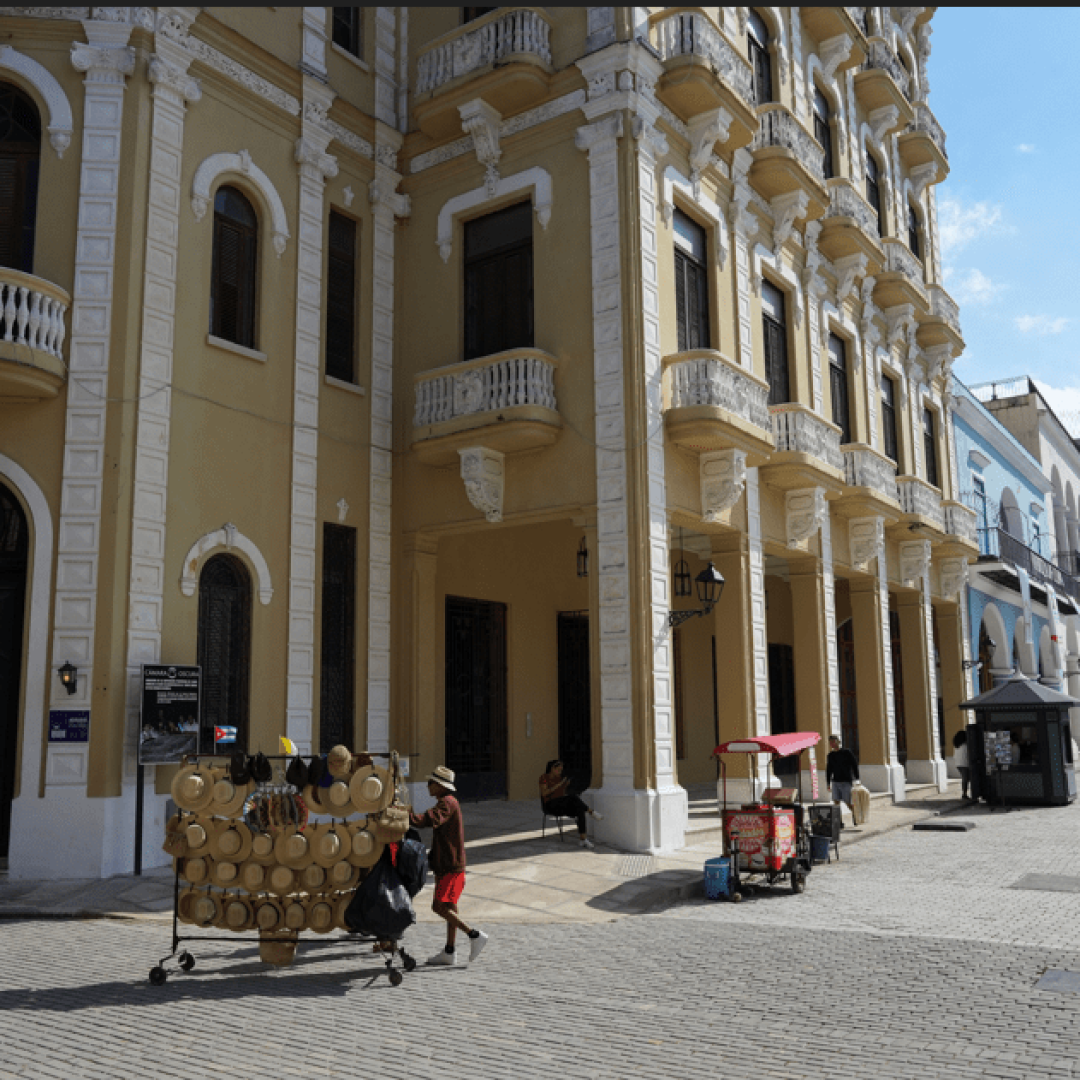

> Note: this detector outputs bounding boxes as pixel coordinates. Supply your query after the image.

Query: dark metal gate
[445,596,507,800]
[320,524,356,753]
[557,611,591,789]
[0,483,27,860]
[837,619,860,758]
[890,609,907,765]
[768,643,796,735]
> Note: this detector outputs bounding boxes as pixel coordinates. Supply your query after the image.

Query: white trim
[0,456,54,803]
[436,166,552,263]
[0,45,74,157]
[179,524,274,605]
[206,333,268,363]
[325,373,366,395]
[331,40,370,73]
[660,165,728,269]
[191,150,291,257]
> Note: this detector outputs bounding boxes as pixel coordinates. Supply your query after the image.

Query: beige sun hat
[309,821,348,869]
[326,779,353,810]
[209,776,251,819]
[326,744,354,779]
[222,893,254,932]
[425,764,456,792]
[210,858,241,889]
[300,863,327,892]
[248,830,277,866]
[182,855,210,886]
[345,823,384,869]
[275,824,315,870]
[177,887,200,924]
[327,859,360,890]
[283,897,309,932]
[301,782,332,817]
[171,762,219,813]
[191,890,222,927]
[183,818,214,856]
[254,896,286,932]
[240,859,268,893]
[266,863,298,897]
[210,820,253,864]
[307,898,336,934]
[349,763,393,815]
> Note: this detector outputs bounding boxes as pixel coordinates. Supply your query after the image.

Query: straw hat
[248,830,277,866]
[209,776,251,818]
[350,763,393,815]
[222,893,254,931]
[210,820,253,864]
[327,859,359,890]
[182,855,210,886]
[258,931,297,967]
[210,859,241,889]
[301,782,331,816]
[254,895,285,932]
[275,824,315,870]
[177,887,200,924]
[299,863,326,892]
[334,891,356,931]
[191,890,222,927]
[183,818,213,855]
[326,779,353,811]
[162,813,189,859]
[310,822,348,869]
[283,898,309,932]
[267,863,297,897]
[326,744,354,779]
[240,860,268,892]
[346,824,384,869]
[425,765,456,792]
[171,762,218,813]
[307,898,335,934]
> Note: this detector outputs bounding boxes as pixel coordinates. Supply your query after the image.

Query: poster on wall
[138,665,201,764]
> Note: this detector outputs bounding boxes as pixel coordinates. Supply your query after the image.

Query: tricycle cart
[712,732,819,902]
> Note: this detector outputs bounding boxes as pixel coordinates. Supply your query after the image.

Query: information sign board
[48,709,89,743]
[139,665,201,764]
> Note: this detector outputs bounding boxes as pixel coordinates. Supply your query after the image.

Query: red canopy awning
[714,731,821,757]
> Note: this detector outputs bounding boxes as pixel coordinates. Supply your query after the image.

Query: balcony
[873,238,928,311]
[759,403,845,494]
[649,9,758,149]
[898,102,949,177]
[411,347,560,465]
[917,284,964,353]
[0,270,70,403]
[977,525,1080,607]
[662,349,775,461]
[413,8,554,138]
[893,475,944,534]
[853,39,915,126]
[816,178,885,270]
[748,104,829,218]
[834,443,902,519]
[939,499,979,558]
[800,7,867,70]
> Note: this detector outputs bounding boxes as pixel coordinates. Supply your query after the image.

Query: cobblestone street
[3,800,1080,1080]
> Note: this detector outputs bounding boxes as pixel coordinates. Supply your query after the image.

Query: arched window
[828,332,852,444]
[812,88,834,180]
[0,83,41,274]
[907,202,921,260]
[210,185,258,348]
[864,148,883,235]
[197,553,252,752]
[761,280,789,406]
[747,11,773,105]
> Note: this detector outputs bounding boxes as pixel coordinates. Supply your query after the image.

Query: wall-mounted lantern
[667,563,725,628]
[58,661,79,696]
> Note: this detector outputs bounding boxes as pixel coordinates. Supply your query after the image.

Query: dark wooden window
[881,372,899,463]
[923,405,940,488]
[761,280,789,406]
[332,8,362,57]
[865,149,884,236]
[320,524,356,753]
[907,203,921,259]
[0,83,41,274]
[829,333,852,444]
[673,627,685,760]
[197,554,252,752]
[748,11,773,105]
[210,185,258,348]
[463,7,496,22]
[326,210,358,382]
[813,89,833,180]
[464,200,533,360]
[673,208,710,351]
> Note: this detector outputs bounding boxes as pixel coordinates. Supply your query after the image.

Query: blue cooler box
[810,834,832,863]
[703,856,731,900]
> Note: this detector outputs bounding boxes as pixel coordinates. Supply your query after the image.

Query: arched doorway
[0,482,28,860]
[197,553,252,752]
[0,82,41,273]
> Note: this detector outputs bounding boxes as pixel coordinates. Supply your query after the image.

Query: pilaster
[401,533,438,803]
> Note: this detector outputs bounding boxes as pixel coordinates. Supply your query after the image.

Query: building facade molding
[458,446,505,523]
[190,150,291,256]
[0,44,75,156]
[179,523,274,605]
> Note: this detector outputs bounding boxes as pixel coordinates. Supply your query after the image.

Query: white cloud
[1032,381,1080,437]
[1015,143,1036,154]
[937,197,1008,257]
[1015,314,1069,335]
[947,267,1006,306]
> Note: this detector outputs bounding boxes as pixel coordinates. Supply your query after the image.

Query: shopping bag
[344,847,416,939]
[851,781,871,825]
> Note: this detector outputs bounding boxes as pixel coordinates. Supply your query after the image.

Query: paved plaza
[3,795,1080,1079]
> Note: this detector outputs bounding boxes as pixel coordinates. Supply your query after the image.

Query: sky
[929,8,1080,432]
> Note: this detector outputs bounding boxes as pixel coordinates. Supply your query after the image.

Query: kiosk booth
[960,672,1078,808]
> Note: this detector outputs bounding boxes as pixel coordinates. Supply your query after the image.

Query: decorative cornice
[0,45,74,157]
[295,136,338,182]
[369,177,410,219]
[575,112,624,158]
[179,523,274,604]
[770,190,809,250]
[191,150,291,256]
[687,108,732,193]
[459,98,503,198]
[148,52,200,104]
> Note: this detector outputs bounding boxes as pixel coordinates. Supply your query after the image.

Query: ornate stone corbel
[770,190,809,250]
[459,446,505,524]
[632,116,669,162]
[869,105,900,146]
[910,162,939,202]
[786,487,826,548]
[835,253,868,307]
[459,98,503,197]
[938,556,968,600]
[700,450,747,522]
[295,136,338,183]
[849,516,885,571]
[923,344,953,386]
[898,7,924,37]
[886,303,916,348]
[687,108,733,194]
[71,40,136,83]
[900,539,932,585]
[819,33,854,83]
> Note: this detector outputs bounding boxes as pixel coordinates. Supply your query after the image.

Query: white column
[285,79,338,755]
[729,150,755,371]
[745,468,771,739]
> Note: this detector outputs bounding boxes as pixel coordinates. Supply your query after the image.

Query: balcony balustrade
[899,101,949,174]
[896,474,944,531]
[845,7,869,36]
[662,349,774,459]
[749,105,828,216]
[835,443,901,519]
[854,38,914,123]
[978,526,1080,606]
[943,500,978,546]
[817,178,885,268]
[917,283,964,351]
[411,347,560,464]
[874,238,928,310]
[801,7,867,68]
[760,402,845,493]
[0,269,70,402]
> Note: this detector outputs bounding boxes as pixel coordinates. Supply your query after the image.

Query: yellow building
[0,6,978,877]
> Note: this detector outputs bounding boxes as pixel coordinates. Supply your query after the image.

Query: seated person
[539,759,603,850]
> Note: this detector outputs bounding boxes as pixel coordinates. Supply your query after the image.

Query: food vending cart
[712,732,819,901]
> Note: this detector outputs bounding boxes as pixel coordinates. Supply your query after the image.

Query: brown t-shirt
[539,771,567,807]
[409,794,465,876]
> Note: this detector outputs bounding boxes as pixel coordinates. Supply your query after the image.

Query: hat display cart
[150,748,415,987]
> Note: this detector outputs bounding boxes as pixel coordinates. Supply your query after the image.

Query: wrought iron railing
[650,10,755,108]
[770,404,844,470]
[665,350,771,433]
[752,105,826,183]
[978,525,1080,604]
[968,377,1033,404]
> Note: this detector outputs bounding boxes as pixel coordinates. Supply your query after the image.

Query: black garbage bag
[344,847,416,939]
[396,828,428,899]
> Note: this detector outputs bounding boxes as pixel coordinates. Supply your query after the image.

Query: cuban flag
[214,726,238,744]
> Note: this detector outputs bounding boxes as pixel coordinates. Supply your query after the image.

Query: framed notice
[48,709,89,743]
[139,665,201,764]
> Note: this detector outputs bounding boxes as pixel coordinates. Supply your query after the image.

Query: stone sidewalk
[0,780,968,924]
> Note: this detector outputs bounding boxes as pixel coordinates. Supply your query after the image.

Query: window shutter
[326,212,357,382]
[0,157,20,270]
[675,254,689,351]
[212,218,243,343]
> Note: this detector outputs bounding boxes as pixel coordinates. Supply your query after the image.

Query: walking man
[409,765,488,966]
[826,735,859,822]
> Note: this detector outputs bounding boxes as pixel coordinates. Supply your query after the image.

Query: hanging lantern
[577,536,589,578]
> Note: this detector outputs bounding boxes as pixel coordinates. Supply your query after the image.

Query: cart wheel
[402,954,417,972]
[149,966,167,986]
[388,969,403,987]
[791,873,806,894]
[179,953,195,972]
[730,891,742,903]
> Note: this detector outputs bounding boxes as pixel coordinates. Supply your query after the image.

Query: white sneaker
[579,837,594,849]
[428,948,459,966]
[469,930,489,962]
[590,810,604,821]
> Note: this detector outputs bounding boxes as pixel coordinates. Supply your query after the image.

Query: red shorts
[433,872,465,905]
